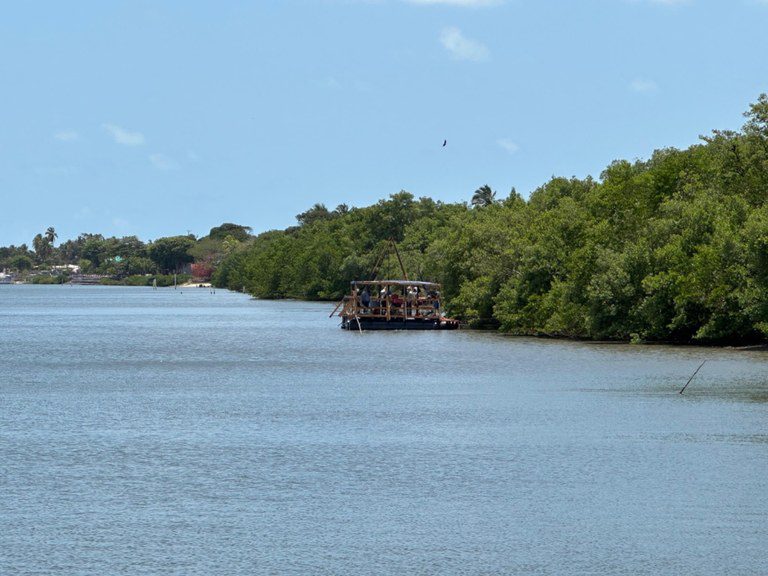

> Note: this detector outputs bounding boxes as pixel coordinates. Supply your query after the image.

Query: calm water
[1,285,767,575]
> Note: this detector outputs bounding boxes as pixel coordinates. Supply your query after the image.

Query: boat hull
[341,316,459,331]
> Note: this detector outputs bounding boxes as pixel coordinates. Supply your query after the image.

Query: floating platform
[342,316,459,331]
[335,279,460,332]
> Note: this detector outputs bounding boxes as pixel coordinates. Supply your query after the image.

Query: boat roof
[352,280,440,288]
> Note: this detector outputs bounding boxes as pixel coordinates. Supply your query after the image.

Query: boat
[333,239,460,331]
[335,279,459,331]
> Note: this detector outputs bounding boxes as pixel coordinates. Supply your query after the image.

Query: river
[1,285,767,575]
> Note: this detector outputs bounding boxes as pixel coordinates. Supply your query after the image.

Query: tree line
[213,95,768,344]
[4,96,767,343]
[0,223,252,286]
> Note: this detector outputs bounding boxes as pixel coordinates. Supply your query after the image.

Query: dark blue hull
[341,316,459,331]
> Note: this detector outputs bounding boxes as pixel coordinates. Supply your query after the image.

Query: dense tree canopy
[147,236,196,273]
[208,223,252,242]
[1,227,242,281]
[212,96,768,344]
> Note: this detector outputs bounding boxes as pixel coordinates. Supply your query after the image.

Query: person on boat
[407,286,418,316]
[391,292,403,308]
[361,287,371,311]
[433,291,441,317]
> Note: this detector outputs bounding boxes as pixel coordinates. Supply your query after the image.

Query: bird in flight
[442,139,447,147]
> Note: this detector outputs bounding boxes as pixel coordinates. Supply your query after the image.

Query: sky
[1,0,767,246]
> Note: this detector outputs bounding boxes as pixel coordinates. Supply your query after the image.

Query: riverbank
[238,290,768,347]
[5,281,767,347]
[14,273,196,287]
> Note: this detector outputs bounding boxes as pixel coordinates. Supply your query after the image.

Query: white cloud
[630,78,659,93]
[440,27,489,61]
[102,123,145,146]
[406,0,503,5]
[497,138,519,155]
[149,153,179,170]
[54,130,79,142]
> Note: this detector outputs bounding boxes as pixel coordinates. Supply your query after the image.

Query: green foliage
[122,275,156,286]
[32,233,53,263]
[471,185,496,208]
[2,229,193,282]
[44,227,57,245]
[147,236,195,273]
[99,274,190,287]
[187,230,246,273]
[29,274,66,284]
[208,223,252,242]
[296,204,333,227]
[212,95,768,344]
[8,254,33,271]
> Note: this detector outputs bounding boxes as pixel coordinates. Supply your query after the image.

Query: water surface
[2,285,767,575]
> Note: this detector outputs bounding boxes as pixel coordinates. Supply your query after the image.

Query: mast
[369,238,409,281]
[390,239,408,281]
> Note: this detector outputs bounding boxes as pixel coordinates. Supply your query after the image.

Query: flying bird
[442,139,447,147]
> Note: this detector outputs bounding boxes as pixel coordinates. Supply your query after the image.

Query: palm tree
[471,185,496,208]
[32,234,45,258]
[33,233,52,264]
[45,227,57,245]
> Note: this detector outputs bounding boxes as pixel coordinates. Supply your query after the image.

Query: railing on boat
[340,296,442,320]
[337,280,444,321]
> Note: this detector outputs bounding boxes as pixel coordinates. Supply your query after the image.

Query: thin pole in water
[679,360,707,395]
[329,299,344,318]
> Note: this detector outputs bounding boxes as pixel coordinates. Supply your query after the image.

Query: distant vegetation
[0,224,251,286]
[213,95,768,344]
[4,96,768,344]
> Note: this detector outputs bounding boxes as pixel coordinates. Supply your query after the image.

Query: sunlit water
[1,285,767,575]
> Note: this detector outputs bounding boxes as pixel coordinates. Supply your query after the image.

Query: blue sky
[1,0,767,245]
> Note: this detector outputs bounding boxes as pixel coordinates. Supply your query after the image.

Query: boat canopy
[351,280,440,289]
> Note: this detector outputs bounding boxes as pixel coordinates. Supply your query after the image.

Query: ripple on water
[1,285,767,575]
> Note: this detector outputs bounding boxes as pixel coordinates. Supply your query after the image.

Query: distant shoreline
[2,280,213,288]
[5,283,766,349]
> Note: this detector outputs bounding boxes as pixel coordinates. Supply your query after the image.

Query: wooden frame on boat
[335,279,460,331]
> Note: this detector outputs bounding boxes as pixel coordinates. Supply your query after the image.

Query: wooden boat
[335,279,460,331]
